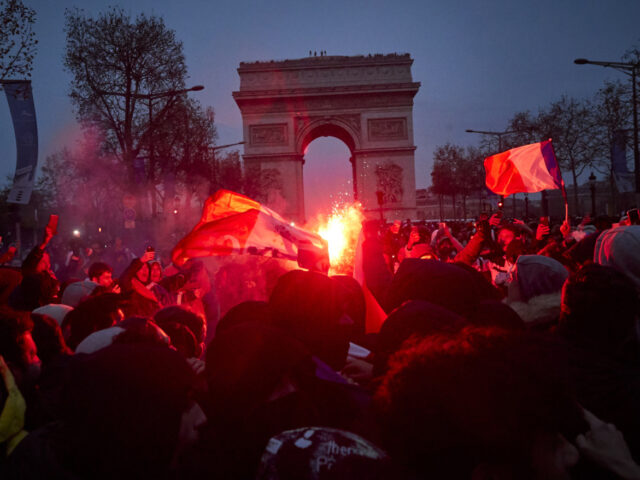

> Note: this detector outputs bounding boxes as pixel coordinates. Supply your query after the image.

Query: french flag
[484,139,563,196]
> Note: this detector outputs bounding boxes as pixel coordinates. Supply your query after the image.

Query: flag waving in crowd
[171,190,329,270]
[484,139,564,196]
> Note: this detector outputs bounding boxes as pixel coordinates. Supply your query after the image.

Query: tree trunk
[462,195,467,220]
[451,194,457,221]
[570,159,579,215]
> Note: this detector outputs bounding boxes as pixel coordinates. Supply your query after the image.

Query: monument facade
[233,53,421,222]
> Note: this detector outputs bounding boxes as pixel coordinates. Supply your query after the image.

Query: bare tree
[0,0,37,81]
[431,144,463,220]
[536,96,601,212]
[593,80,633,211]
[64,7,188,187]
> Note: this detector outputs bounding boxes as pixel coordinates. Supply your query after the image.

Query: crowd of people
[0,207,639,479]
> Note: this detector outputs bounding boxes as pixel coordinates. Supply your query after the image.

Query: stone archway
[233,53,420,222]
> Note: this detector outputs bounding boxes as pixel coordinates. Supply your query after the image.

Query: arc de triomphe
[233,53,420,222]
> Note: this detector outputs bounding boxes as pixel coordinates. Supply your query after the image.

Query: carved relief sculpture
[376,162,404,203]
[368,117,407,141]
[250,124,288,145]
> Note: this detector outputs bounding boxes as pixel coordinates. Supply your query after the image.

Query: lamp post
[465,129,517,213]
[208,141,246,194]
[141,85,204,216]
[589,171,597,216]
[574,58,640,198]
[97,85,205,216]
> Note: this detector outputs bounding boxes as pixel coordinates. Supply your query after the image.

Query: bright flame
[312,202,364,275]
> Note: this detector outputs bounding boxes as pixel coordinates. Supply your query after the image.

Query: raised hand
[576,408,640,479]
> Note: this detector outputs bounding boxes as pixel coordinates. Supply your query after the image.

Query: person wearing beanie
[594,225,640,290]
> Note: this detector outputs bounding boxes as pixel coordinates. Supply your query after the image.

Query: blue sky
[2,0,640,217]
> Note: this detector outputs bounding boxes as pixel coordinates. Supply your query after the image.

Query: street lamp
[589,171,597,216]
[208,141,246,194]
[94,85,205,214]
[574,58,640,196]
[465,129,517,214]
[145,85,204,216]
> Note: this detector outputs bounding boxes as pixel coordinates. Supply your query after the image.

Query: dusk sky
[2,0,640,217]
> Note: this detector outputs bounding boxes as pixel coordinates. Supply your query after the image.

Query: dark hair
[373,300,467,377]
[0,306,34,368]
[215,300,272,337]
[9,272,59,311]
[331,275,366,343]
[559,263,640,356]
[88,262,112,281]
[374,327,584,478]
[157,321,198,358]
[269,270,350,371]
[30,313,72,364]
[113,318,170,349]
[63,293,124,350]
[154,306,205,344]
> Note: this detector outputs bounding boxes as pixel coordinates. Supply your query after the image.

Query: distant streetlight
[574,58,640,195]
[589,171,597,216]
[465,129,517,213]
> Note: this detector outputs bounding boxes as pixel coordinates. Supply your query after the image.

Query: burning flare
[312,202,365,275]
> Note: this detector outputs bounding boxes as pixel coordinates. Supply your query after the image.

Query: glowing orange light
[311,202,364,275]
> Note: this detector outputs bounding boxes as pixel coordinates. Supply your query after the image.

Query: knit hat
[256,427,392,480]
[33,303,74,326]
[594,225,640,290]
[61,280,99,307]
[512,255,569,302]
[75,326,125,354]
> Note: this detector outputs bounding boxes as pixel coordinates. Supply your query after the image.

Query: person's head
[150,262,163,283]
[385,259,484,318]
[256,427,394,480]
[389,220,401,234]
[88,262,114,288]
[594,225,640,290]
[136,261,150,284]
[60,344,197,479]
[374,300,467,376]
[113,317,171,349]
[154,306,206,357]
[497,224,518,252]
[10,272,60,311]
[436,237,454,260]
[509,255,569,303]
[330,275,366,343]
[559,263,640,356]
[215,300,272,337]
[63,293,125,350]
[269,270,350,371]
[408,226,421,244]
[0,307,38,367]
[374,327,584,479]
[30,313,72,364]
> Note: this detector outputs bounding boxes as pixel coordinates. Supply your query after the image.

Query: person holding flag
[455,139,568,290]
